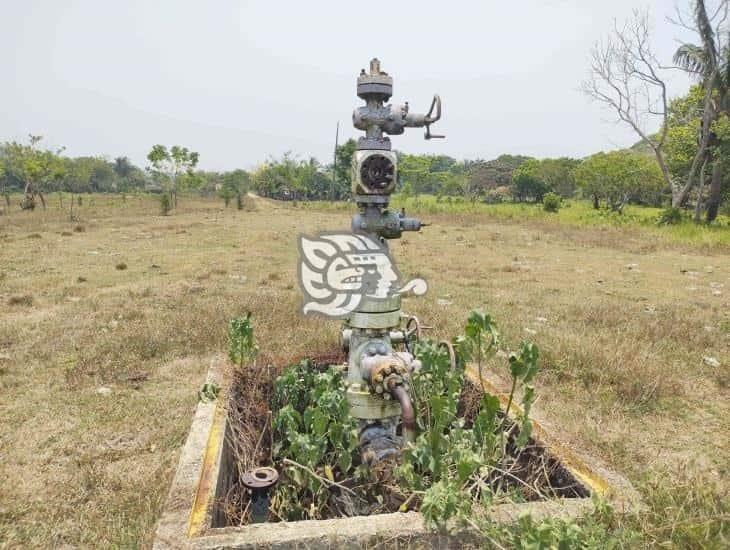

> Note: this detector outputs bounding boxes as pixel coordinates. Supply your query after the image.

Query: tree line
[1,1,728,221]
[1,118,726,219]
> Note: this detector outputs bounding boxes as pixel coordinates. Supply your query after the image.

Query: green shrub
[657,207,683,225]
[542,192,561,212]
[265,310,540,528]
[159,192,172,215]
[271,360,358,521]
[228,313,257,368]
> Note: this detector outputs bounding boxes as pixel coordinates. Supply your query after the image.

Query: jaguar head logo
[298,232,427,318]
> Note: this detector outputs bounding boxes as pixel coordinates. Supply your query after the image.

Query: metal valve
[352,58,444,152]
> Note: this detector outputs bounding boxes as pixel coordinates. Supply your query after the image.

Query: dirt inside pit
[215,354,589,527]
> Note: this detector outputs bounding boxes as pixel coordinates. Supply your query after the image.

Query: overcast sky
[2,1,697,170]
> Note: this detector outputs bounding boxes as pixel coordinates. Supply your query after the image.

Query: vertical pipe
[389,384,415,444]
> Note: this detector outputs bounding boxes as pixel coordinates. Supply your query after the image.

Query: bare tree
[582,10,674,200]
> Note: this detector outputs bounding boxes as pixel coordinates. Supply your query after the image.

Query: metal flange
[241,467,279,489]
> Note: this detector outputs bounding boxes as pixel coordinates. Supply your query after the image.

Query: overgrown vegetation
[397,332,544,528]
[225,311,590,534]
[269,361,359,520]
[657,206,685,226]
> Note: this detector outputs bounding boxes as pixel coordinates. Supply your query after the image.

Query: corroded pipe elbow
[389,382,415,444]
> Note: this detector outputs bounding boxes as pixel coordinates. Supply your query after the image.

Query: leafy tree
[397,154,468,196]
[188,170,219,197]
[429,155,458,173]
[441,172,467,198]
[398,154,431,195]
[220,169,249,207]
[219,178,234,207]
[666,85,730,221]
[113,156,133,179]
[537,157,580,198]
[509,157,579,202]
[113,156,144,192]
[665,86,706,181]
[400,180,414,200]
[252,153,335,201]
[252,152,299,199]
[89,159,117,192]
[512,159,549,202]
[467,155,531,196]
[672,0,730,219]
[146,144,199,210]
[295,157,319,199]
[124,168,148,192]
[177,169,205,194]
[574,151,664,212]
[307,164,336,200]
[334,139,356,197]
[3,135,65,210]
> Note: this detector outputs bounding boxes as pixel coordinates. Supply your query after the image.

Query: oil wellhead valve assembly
[342,57,444,462]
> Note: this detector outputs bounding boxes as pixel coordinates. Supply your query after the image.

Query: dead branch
[281,458,359,497]
[582,9,673,192]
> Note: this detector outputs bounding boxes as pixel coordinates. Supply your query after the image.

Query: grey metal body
[342,58,443,446]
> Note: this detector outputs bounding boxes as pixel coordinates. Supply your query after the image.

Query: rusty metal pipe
[389,382,415,444]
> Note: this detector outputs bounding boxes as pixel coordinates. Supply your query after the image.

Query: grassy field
[308,195,730,249]
[0,193,728,547]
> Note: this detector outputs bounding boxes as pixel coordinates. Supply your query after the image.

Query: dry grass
[0,193,728,547]
[7,294,34,307]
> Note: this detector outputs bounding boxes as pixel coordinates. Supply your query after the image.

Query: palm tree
[672,0,729,221]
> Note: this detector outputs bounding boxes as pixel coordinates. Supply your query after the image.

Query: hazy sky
[2,1,697,170]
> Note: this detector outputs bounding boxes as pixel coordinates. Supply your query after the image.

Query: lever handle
[425,127,445,140]
[424,94,444,140]
[424,94,441,124]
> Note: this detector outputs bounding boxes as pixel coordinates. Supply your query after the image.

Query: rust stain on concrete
[187,395,226,537]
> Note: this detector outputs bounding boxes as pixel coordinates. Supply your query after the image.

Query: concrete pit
[154,356,640,549]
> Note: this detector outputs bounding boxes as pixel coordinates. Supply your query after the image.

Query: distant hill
[628,137,657,156]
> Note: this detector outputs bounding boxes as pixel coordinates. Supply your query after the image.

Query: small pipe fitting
[241,467,279,523]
